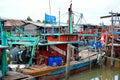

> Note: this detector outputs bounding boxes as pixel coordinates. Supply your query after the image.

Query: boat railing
[50,45,66,55]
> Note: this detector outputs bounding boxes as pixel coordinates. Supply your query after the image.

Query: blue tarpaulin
[45,13,56,23]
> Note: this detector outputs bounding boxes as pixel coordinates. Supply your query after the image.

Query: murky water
[68,67,120,80]
[62,59,120,80]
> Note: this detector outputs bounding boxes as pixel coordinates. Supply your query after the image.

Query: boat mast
[69,0,73,34]
[65,1,73,80]
[49,0,51,15]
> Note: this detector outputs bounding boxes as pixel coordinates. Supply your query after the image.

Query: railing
[50,45,66,55]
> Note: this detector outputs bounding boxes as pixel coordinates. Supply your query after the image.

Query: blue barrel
[54,57,58,66]
[48,57,54,66]
[48,56,62,66]
[96,41,102,49]
[90,41,95,47]
[57,56,62,66]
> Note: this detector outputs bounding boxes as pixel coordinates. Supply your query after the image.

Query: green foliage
[37,20,41,22]
[42,20,55,24]
[27,16,32,21]
[42,20,46,23]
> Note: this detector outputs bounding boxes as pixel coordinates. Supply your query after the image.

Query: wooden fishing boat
[19,50,100,80]
[0,1,104,80]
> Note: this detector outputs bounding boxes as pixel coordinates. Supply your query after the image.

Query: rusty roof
[1,19,26,31]
[4,19,26,26]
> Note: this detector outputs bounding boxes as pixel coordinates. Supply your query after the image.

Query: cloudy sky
[0,0,120,25]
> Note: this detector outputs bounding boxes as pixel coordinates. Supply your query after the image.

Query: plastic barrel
[90,41,95,47]
[57,56,62,66]
[48,57,54,66]
[54,57,58,66]
[96,41,102,49]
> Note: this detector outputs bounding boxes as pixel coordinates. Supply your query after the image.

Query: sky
[0,0,120,25]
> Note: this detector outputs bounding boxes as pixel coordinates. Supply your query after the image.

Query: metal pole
[69,7,73,34]
[59,8,60,33]
[94,35,97,52]
[110,11,114,69]
[69,2,73,34]
[65,44,70,80]
[49,0,51,15]
[0,20,8,77]
[28,46,35,66]
[59,8,60,41]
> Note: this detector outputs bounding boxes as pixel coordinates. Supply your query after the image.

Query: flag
[45,13,56,23]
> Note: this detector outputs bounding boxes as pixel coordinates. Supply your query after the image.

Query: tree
[27,16,32,21]
[37,20,41,22]
[42,20,46,23]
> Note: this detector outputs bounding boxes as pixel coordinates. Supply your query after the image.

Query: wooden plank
[3,71,33,80]
[22,65,65,74]
[107,43,120,46]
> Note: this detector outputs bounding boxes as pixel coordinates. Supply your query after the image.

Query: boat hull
[37,59,97,80]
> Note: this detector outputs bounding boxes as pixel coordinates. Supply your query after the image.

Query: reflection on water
[91,75,119,80]
[114,75,119,80]
[67,59,120,80]
[61,58,120,80]
[68,67,120,80]
[66,63,120,80]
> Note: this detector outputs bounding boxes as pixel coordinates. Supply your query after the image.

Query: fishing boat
[0,1,105,80]
[100,13,120,58]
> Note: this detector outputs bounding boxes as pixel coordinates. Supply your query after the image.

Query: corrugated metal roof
[25,21,68,27]
[1,19,26,31]
[4,19,25,26]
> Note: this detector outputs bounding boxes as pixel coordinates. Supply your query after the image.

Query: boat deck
[21,51,98,78]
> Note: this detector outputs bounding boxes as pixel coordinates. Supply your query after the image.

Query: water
[62,59,120,80]
[68,67,120,80]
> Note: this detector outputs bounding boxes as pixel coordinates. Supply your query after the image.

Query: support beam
[100,13,120,18]
[110,12,115,69]
[0,20,8,77]
[65,44,70,80]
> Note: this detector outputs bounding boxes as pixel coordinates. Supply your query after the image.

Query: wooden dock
[3,71,33,80]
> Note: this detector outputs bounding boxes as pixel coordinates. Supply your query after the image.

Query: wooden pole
[89,50,92,71]
[65,1,72,79]
[110,11,115,69]
[65,44,70,80]
[94,33,97,52]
